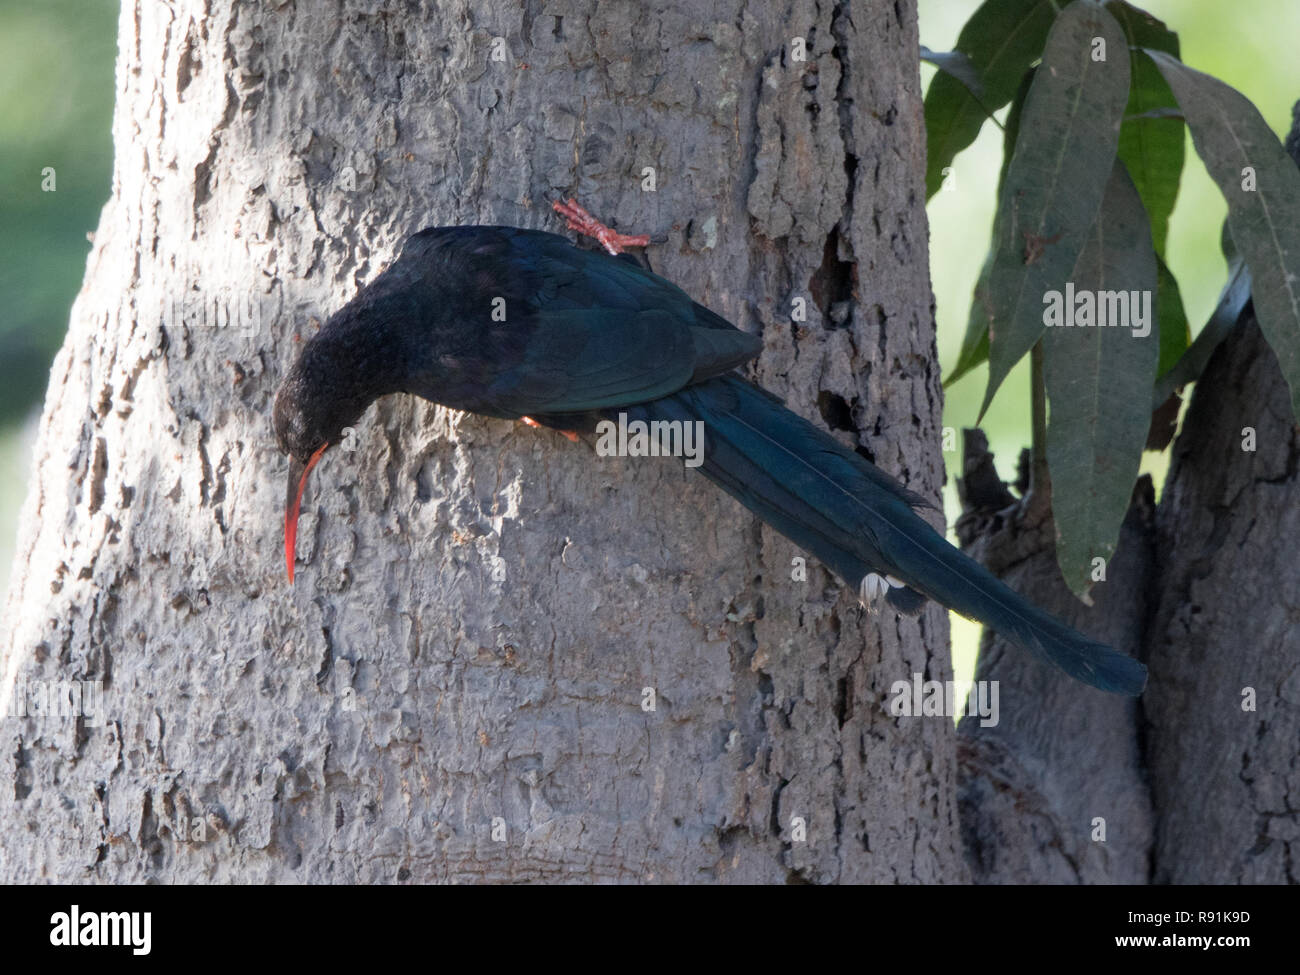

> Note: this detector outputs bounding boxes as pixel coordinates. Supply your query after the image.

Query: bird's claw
[858,572,906,611]
[521,415,580,443]
[552,198,650,256]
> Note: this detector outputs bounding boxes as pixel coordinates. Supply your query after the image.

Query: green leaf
[947,286,992,388]
[920,46,984,98]
[981,0,1132,419]
[1147,50,1300,421]
[1107,2,1183,255]
[1044,163,1160,595]
[1155,255,1189,378]
[945,68,1036,388]
[924,0,1059,198]
[1151,257,1251,406]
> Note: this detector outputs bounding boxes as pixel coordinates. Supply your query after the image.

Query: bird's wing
[398,227,761,416]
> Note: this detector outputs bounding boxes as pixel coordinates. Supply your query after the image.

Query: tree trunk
[1138,102,1300,885]
[1146,315,1300,884]
[0,0,960,883]
[954,444,1154,883]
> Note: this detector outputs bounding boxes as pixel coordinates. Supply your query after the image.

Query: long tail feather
[625,375,1146,696]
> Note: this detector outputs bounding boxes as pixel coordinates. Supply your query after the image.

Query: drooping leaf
[980,0,1131,419]
[1145,253,1190,451]
[945,68,1036,389]
[923,0,1059,198]
[1148,50,1300,420]
[920,46,984,98]
[1044,162,1159,595]
[1107,2,1183,255]
[1151,257,1251,406]
[1154,255,1189,378]
[947,284,992,388]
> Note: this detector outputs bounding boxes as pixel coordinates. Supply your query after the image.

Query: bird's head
[273,361,360,584]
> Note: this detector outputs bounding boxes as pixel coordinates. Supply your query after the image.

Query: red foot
[521,416,580,443]
[552,198,650,256]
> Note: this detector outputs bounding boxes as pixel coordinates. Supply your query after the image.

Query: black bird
[273,200,1147,695]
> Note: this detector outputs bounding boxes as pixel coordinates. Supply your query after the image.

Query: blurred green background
[1,1,1297,685]
[0,0,117,607]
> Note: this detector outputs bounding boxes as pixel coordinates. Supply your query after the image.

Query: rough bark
[954,434,1154,883]
[1146,317,1300,884]
[0,0,959,883]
